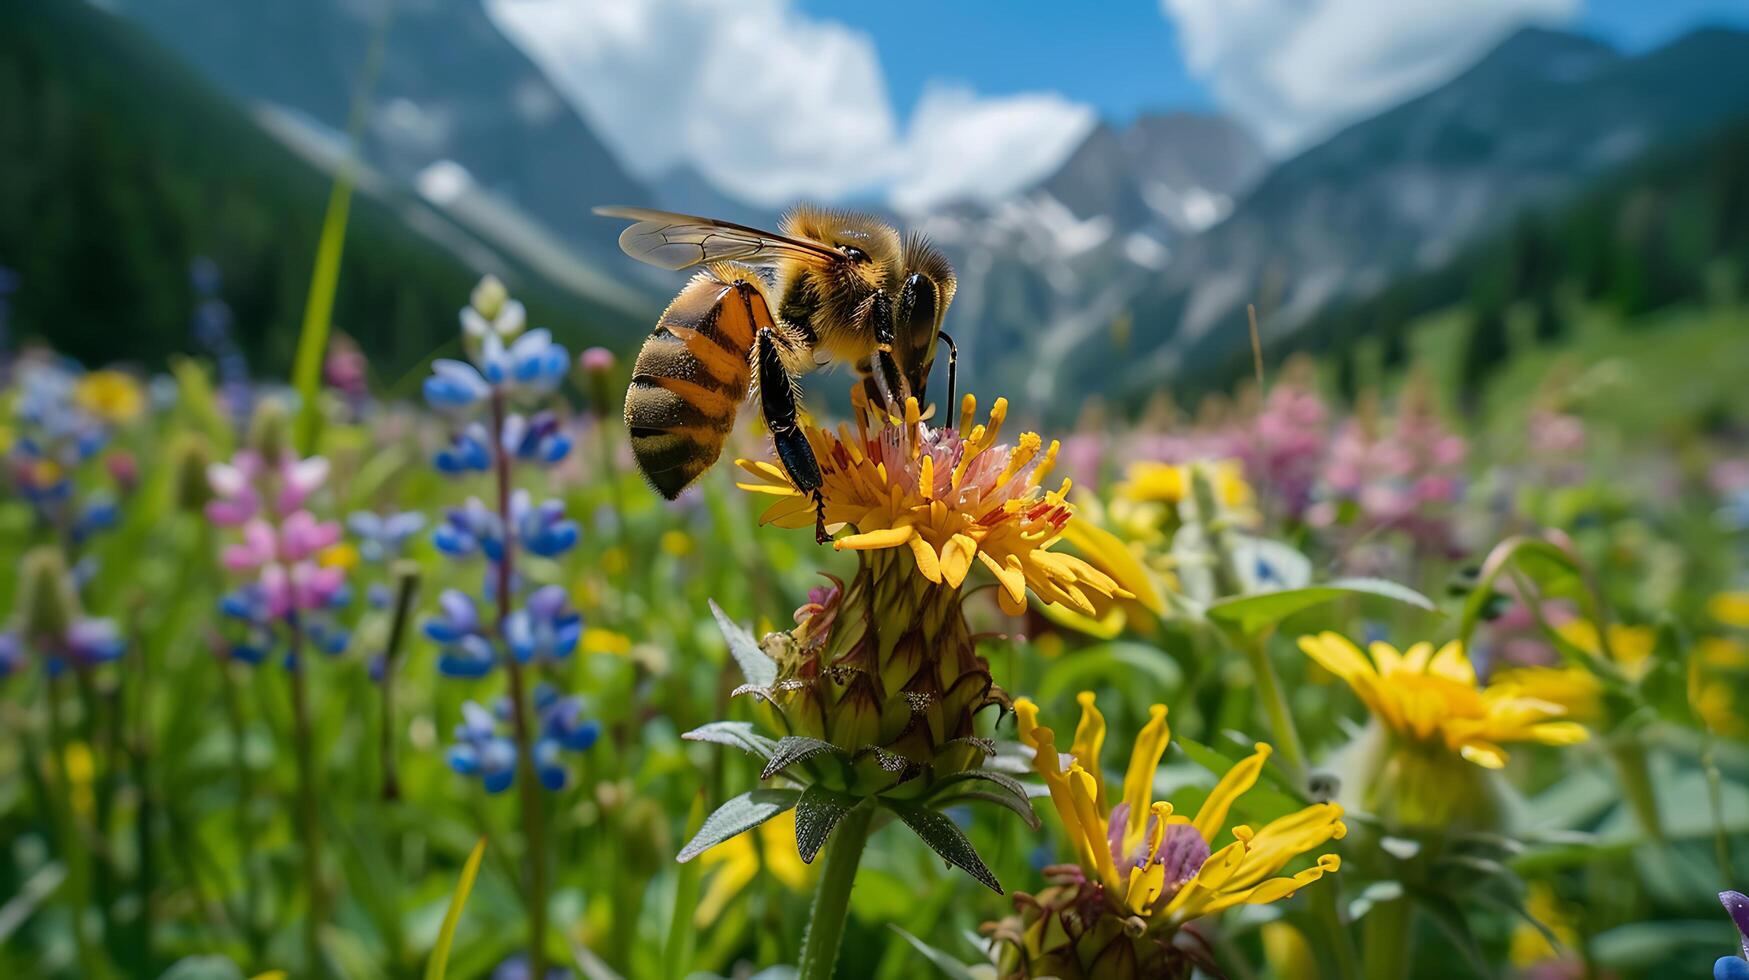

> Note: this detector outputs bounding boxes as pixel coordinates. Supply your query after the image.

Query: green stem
[1310,880,1361,980]
[1362,895,1412,980]
[1238,632,1308,784]
[47,672,101,977]
[1607,737,1664,843]
[796,804,874,980]
[221,660,263,960]
[493,391,548,979]
[287,621,326,977]
[663,793,707,979]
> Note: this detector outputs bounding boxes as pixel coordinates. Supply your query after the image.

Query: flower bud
[106,450,140,495]
[470,275,508,322]
[247,398,291,463]
[172,435,215,513]
[17,546,80,643]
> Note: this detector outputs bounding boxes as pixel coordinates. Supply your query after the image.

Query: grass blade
[425,837,487,980]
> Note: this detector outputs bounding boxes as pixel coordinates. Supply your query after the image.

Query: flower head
[1014,693,1344,928]
[736,391,1128,616]
[1299,633,1590,769]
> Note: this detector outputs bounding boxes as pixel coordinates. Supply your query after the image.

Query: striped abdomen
[625,264,770,498]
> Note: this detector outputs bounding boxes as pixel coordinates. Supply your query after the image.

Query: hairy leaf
[681,721,777,761]
[888,801,1003,894]
[709,599,778,688]
[761,736,846,781]
[676,789,801,863]
[794,786,863,863]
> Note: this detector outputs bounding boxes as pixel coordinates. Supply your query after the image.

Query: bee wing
[594,206,843,272]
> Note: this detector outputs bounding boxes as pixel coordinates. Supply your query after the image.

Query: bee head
[783,206,900,292]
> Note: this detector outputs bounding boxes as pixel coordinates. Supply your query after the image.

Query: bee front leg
[754,326,829,544]
[863,292,909,414]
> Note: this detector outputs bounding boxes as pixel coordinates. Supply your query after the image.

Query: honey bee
[595,205,958,541]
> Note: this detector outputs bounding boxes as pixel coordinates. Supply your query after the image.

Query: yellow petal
[1193,743,1271,843]
[1299,633,1374,685]
[834,525,915,551]
[1121,705,1170,843]
[1458,741,1508,769]
[908,533,942,583]
[1071,692,1108,810]
[939,533,977,588]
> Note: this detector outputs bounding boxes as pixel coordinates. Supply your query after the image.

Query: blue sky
[811,0,1749,127]
[490,0,1749,211]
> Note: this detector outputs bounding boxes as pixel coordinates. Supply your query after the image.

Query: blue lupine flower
[434,423,494,474]
[447,701,518,794]
[424,359,492,410]
[46,618,126,676]
[348,509,426,562]
[502,411,573,466]
[434,498,502,560]
[426,589,496,678]
[367,582,394,611]
[72,495,120,545]
[532,684,599,789]
[490,953,569,980]
[510,490,578,558]
[479,329,568,397]
[505,586,582,665]
[0,631,22,679]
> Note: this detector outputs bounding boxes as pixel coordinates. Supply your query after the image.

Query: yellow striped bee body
[598,206,958,541]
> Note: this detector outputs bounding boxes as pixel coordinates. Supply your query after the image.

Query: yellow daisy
[1014,692,1344,927]
[1298,633,1589,769]
[736,390,1130,617]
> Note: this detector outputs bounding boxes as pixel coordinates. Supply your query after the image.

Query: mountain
[908,111,1265,408]
[112,0,651,270]
[1101,27,1749,399]
[0,0,642,375]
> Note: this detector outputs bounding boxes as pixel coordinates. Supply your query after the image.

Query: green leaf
[682,721,777,761]
[425,836,487,980]
[1207,578,1437,637]
[890,925,983,980]
[1036,642,1183,710]
[1414,891,1493,979]
[794,786,863,863]
[887,801,1003,894]
[676,789,801,863]
[709,599,778,688]
[760,735,846,781]
[924,770,1041,830]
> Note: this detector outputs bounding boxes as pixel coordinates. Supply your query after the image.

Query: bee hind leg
[753,326,829,544]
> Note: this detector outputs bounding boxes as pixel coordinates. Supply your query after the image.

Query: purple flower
[47,618,126,675]
[511,490,578,558]
[434,498,502,560]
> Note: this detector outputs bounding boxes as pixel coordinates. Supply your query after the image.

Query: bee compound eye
[840,245,869,263]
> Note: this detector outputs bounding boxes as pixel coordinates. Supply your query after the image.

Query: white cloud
[889,86,1095,213]
[486,0,1092,211]
[1161,0,1579,153]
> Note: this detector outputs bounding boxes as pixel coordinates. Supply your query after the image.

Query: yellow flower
[1014,692,1344,927]
[1508,881,1580,967]
[318,542,360,571]
[693,809,811,926]
[1708,591,1749,630]
[1490,665,1604,723]
[1116,459,1253,512]
[659,529,693,557]
[735,390,1129,617]
[1298,633,1589,769]
[73,370,146,425]
[1555,619,1657,681]
[581,627,632,657]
